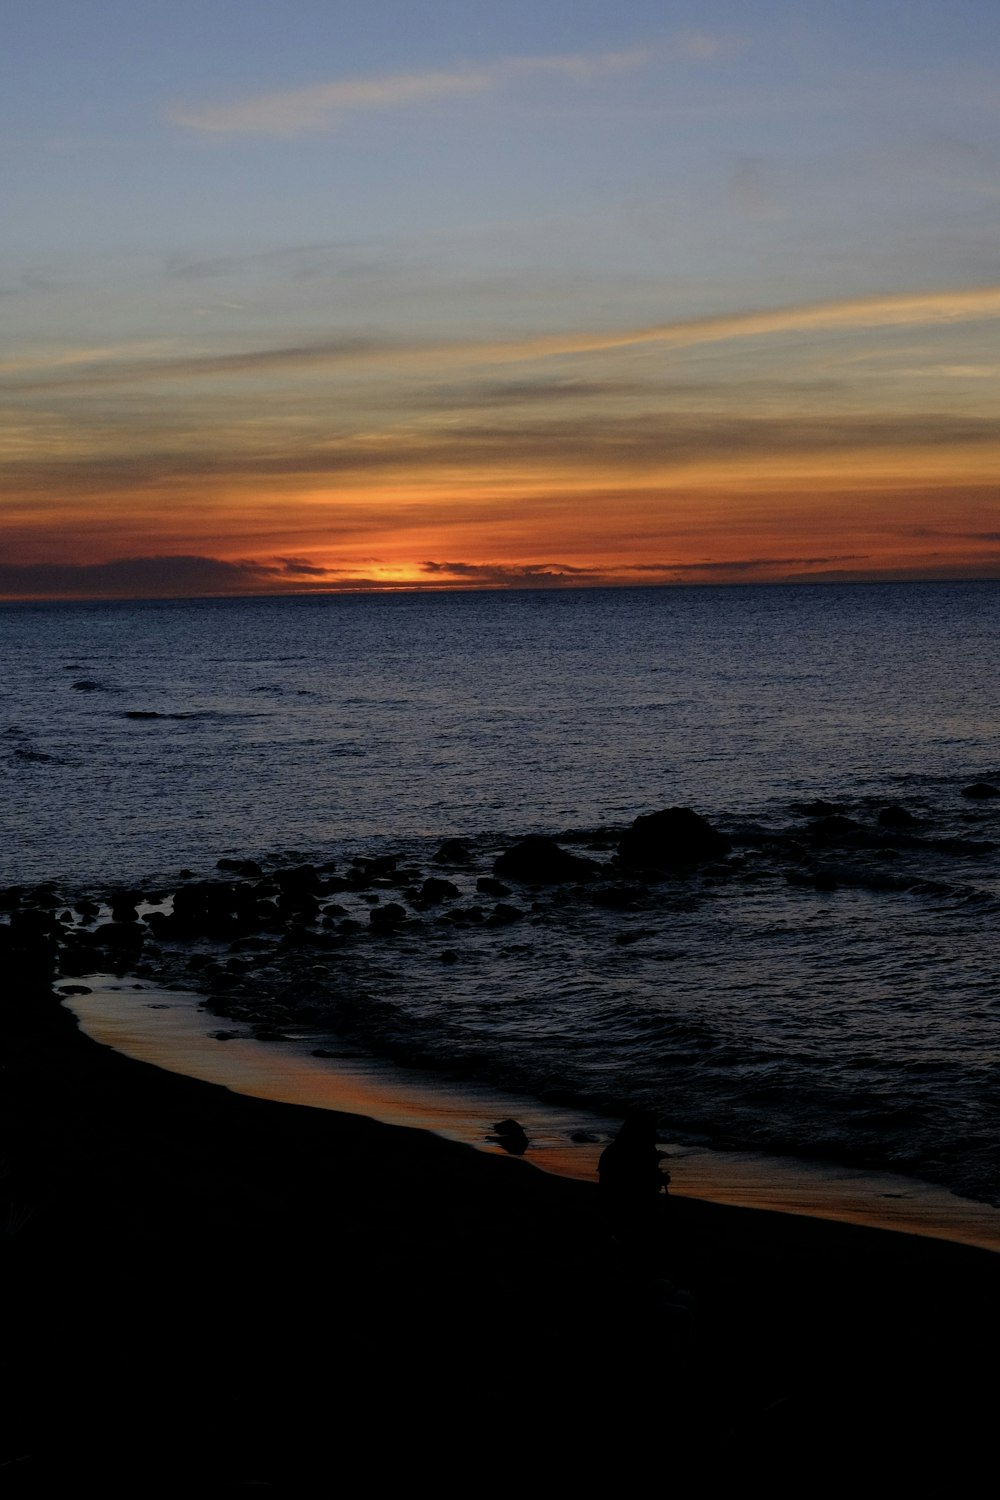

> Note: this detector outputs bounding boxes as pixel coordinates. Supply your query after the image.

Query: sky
[2,0,999,597]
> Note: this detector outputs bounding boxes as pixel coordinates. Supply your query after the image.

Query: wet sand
[5,977,1000,1489]
[71,977,1000,1251]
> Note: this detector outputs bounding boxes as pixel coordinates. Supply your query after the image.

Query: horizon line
[2,572,998,606]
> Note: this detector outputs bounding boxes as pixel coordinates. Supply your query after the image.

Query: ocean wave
[122,709,273,721]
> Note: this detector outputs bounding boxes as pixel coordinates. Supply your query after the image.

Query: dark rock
[351,855,397,880]
[57,942,100,977]
[93,921,144,951]
[108,888,143,921]
[71,679,102,692]
[276,890,319,918]
[439,949,458,964]
[618,808,731,868]
[590,883,645,910]
[929,837,996,855]
[142,910,173,937]
[10,906,59,940]
[796,817,892,852]
[419,877,460,904]
[229,936,275,953]
[494,835,597,884]
[961,782,1000,800]
[804,815,863,842]
[369,903,407,931]
[11,745,55,763]
[172,881,221,918]
[275,864,321,895]
[487,903,524,926]
[476,876,511,898]
[570,1131,599,1143]
[803,816,863,840]
[878,804,918,828]
[0,914,57,1012]
[790,799,844,817]
[28,882,60,907]
[432,839,472,865]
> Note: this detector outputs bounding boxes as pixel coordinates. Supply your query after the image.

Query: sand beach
[5,960,1000,1490]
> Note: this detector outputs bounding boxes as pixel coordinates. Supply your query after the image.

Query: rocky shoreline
[6,794,997,1011]
[4,876,1000,1485]
[4,793,999,1180]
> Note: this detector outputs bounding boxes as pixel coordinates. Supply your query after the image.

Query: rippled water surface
[3,582,999,1204]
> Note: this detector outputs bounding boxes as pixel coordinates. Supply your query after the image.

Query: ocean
[3,582,999,1210]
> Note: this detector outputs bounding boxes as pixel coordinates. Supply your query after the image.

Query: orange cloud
[4,281,1000,598]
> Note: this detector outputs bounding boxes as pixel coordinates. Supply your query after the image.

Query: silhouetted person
[598,1115,670,1266]
[491,1117,529,1155]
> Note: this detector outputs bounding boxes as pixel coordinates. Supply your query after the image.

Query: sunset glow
[3,2,999,598]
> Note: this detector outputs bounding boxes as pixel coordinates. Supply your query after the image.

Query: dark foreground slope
[3,974,999,1491]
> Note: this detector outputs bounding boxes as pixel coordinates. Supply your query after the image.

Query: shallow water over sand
[65,979,1000,1252]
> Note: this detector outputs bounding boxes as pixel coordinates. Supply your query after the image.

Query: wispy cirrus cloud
[4,408,999,504]
[5,409,998,501]
[673,30,739,62]
[0,340,174,378]
[10,285,1000,393]
[170,47,649,136]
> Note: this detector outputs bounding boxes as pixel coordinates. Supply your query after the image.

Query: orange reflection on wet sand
[66,980,1000,1252]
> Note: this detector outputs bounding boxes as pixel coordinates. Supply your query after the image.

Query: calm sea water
[3,582,999,1204]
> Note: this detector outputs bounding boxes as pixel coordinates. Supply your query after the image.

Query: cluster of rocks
[3,789,996,1040]
[0,807,738,1034]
